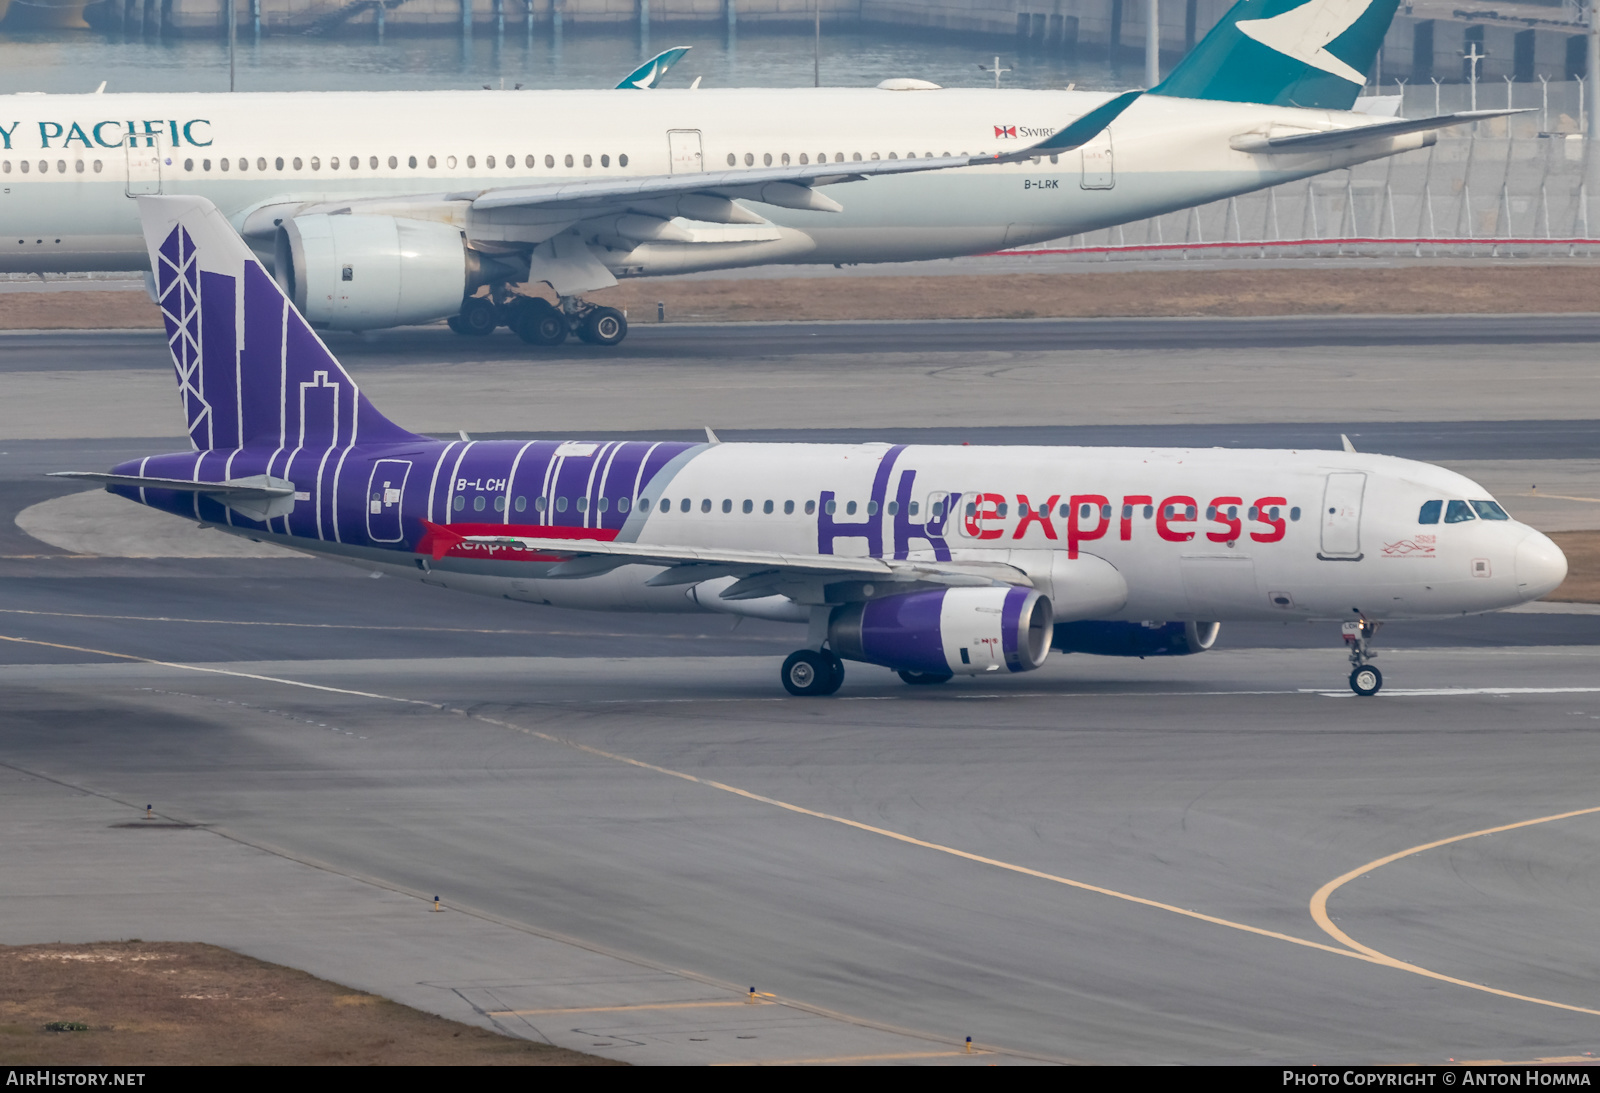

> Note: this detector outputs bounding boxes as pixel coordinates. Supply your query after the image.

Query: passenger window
[493,496,506,512]
[486,156,495,168]
[94,160,103,173]
[805,500,816,515]
[1103,504,1114,519]
[446,155,457,169]
[619,154,628,166]
[763,500,773,514]
[184,158,194,171]
[681,498,691,513]
[639,497,650,511]
[427,155,436,168]
[799,153,809,165]
[886,501,897,515]
[1082,503,1093,519]
[466,155,476,169]
[555,496,568,513]
[930,500,944,518]
[329,157,339,170]
[781,153,791,165]
[867,500,879,515]
[722,499,732,513]
[744,152,754,166]
[601,154,610,167]
[1059,503,1070,518]
[909,501,919,515]
[827,500,838,515]
[525,154,535,168]
[1143,505,1154,518]
[535,496,547,512]
[742,499,752,514]
[996,502,1008,517]
[701,499,712,513]
[618,497,630,513]
[545,154,555,168]
[597,497,609,513]
[564,154,574,168]
[387,156,395,169]
[783,500,793,514]
[470,496,484,511]
[452,496,464,511]
[846,501,857,515]
[1418,500,1442,524]
[1288,507,1300,521]
[763,153,772,166]
[293,157,303,170]
[310,157,320,170]
[1471,500,1510,520]
[514,496,526,512]
[583,154,592,167]
[1445,500,1475,523]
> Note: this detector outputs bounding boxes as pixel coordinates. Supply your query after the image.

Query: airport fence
[1014,81,1600,261]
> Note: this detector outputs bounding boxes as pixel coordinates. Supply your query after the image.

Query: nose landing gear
[1343,617,1383,696]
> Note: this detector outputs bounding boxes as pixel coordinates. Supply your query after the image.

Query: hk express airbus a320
[5,0,1509,347]
[54,195,1568,697]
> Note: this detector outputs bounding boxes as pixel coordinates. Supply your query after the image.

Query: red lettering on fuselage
[1207,496,1243,543]
[1012,494,1060,540]
[1067,494,1110,559]
[965,493,1006,540]
[1156,495,1198,542]
[1251,496,1287,542]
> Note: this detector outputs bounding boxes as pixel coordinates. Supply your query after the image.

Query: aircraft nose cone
[1515,530,1568,601]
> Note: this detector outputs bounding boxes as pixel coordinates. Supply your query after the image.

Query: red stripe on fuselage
[421,521,620,562]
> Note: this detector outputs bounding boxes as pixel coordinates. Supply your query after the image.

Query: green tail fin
[1152,0,1399,110]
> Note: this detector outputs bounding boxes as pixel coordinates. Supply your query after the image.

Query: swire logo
[994,125,1018,138]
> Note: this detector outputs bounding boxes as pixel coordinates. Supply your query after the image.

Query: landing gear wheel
[580,306,628,347]
[898,669,952,686]
[513,298,567,347]
[455,297,498,336]
[782,650,844,697]
[1349,665,1383,697]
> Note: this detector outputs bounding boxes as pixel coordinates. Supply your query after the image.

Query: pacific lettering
[37,121,63,148]
[0,121,18,150]
[1066,494,1110,559]
[91,120,124,148]
[62,121,92,149]
[182,119,212,147]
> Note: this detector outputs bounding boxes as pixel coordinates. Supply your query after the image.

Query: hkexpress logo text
[0,120,212,150]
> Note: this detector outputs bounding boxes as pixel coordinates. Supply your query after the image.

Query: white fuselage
[203,439,1564,624]
[0,87,1425,276]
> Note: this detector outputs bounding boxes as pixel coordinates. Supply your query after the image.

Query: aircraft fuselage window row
[177,152,633,174]
[726,151,1062,167]
[2,160,104,174]
[445,494,1305,525]
[1418,499,1510,524]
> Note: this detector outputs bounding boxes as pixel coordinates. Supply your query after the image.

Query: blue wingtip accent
[1030,90,1143,153]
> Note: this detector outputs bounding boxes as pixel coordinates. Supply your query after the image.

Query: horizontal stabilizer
[1232,109,1527,153]
[51,471,297,522]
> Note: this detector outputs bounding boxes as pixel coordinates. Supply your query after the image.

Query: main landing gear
[447,293,629,348]
[1343,616,1383,697]
[781,648,845,697]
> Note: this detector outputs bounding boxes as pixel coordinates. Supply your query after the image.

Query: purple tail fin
[140,195,421,453]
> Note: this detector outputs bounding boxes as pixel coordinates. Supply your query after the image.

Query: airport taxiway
[3,316,1599,1064]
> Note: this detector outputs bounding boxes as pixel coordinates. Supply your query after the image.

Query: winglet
[616,46,692,90]
[705,426,721,445]
[990,90,1142,164]
[417,518,464,561]
[1341,434,1357,453]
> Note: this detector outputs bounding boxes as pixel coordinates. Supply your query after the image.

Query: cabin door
[125,134,163,197]
[367,459,411,543]
[667,130,703,174]
[1319,472,1367,559]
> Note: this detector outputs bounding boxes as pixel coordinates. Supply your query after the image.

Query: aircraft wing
[436,522,1029,599]
[1233,109,1528,154]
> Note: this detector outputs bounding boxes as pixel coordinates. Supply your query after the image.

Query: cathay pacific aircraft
[53,196,1567,697]
[4,0,1504,347]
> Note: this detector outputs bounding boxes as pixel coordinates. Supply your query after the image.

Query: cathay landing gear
[781,649,844,697]
[1343,616,1383,697]
[578,305,628,347]
[509,297,567,346]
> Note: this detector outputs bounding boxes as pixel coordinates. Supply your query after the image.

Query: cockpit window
[1444,500,1476,523]
[1470,499,1510,521]
[1418,500,1442,524]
